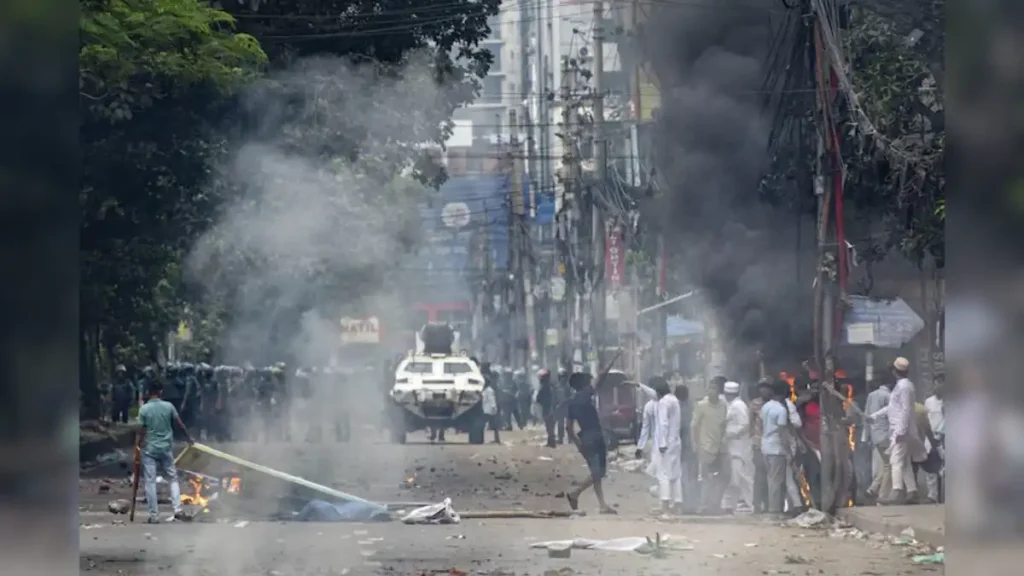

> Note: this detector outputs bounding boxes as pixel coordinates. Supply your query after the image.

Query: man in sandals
[564,372,617,514]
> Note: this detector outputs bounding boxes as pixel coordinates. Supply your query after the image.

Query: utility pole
[520,110,538,367]
[810,2,838,513]
[509,108,528,372]
[591,0,607,373]
[558,55,581,371]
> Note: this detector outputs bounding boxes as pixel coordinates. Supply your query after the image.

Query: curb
[836,507,945,547]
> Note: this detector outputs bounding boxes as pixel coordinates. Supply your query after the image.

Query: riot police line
[99,362,361,443]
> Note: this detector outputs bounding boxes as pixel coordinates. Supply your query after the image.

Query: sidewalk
[837,504,945,547]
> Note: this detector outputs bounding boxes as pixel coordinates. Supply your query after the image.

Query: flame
[225,477,242,493]
[181,476,210,509]
[798,470,812,507]
[780,372,797,402]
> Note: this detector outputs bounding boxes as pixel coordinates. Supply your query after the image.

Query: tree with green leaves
[79,0,502,410]
[80,0,266,416]
[843,0,945,268]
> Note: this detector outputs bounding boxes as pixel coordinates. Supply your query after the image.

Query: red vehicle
[594,370,640,449]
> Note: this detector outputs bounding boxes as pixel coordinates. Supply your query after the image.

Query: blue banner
[415,175,509,303]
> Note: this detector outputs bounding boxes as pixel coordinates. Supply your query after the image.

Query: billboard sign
[340,317,381,345]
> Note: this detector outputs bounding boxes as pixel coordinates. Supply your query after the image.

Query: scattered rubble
[530,534,695,555]
[107,499,130,515]
[786,509,830,528]
[401,497,461,524]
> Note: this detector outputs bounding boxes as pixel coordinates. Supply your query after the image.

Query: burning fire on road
[180,473,243,514]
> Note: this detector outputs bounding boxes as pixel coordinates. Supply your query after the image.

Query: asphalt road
[80,426,941,575]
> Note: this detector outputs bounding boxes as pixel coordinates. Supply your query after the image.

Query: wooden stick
[128,430,141,522]
[459,510,576,519]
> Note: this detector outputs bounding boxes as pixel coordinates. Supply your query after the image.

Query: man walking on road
[564,372,616,515]
[691,376,730,515]
[138,380,195,523]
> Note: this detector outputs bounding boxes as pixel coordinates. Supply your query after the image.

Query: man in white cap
[723,381,753,512]
[871,357,926,504]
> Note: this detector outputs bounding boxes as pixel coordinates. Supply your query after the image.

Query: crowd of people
[621,357,946,516]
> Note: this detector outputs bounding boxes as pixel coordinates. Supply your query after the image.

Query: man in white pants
[653,376,683,514]
[723,381,754,512]
[635,389,660,498]
[872,357,927,504]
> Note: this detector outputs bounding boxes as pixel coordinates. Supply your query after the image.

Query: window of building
[480,76,503,104]
[490,48,502,72]
[487,16,501,39]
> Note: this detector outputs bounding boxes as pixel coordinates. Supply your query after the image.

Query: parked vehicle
[594,370,640,449]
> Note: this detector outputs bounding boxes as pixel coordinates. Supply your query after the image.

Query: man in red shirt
[796,378,822,510]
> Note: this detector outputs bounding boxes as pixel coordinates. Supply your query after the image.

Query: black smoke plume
[641,0,814,373]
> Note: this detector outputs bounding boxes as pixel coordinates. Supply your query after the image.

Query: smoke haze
[643,0,814,374]
[176,53,455,574]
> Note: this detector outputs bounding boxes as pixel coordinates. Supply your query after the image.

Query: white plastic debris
[400,497,461,525]
[616,459,646,473]
[786,509,830,528]
[233,521,249,528]
[530,535,695,554]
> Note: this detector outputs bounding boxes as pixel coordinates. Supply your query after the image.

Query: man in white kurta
[653,377,683,513]
[723,381,754,512]
[635,397,660,497]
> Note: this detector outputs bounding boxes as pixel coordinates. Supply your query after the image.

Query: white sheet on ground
[530,535,695,554]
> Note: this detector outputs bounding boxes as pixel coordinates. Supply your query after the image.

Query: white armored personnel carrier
[386,323,487,444]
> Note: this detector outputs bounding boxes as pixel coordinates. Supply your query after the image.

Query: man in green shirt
[691,376,730,515]
[138,380,194,523]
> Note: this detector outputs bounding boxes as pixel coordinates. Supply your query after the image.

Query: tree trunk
[80,325,100,420]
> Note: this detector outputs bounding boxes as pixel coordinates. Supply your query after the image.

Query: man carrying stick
[564,372,617,514]
[137,380,195,523]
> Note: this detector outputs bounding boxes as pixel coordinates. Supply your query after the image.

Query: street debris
[461,509,576,519]
[786,509,830,528]
[107,499,130,514]
[784,554,811,564]
[912,552,945,564]
[171,442,391,522]
[615,458,645,473]
[295,499,390,522]
[547,542,572,558]
[401,498,461,524]
[530,535,695,555]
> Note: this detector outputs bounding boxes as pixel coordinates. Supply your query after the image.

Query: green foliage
[843,2,945,268]
[80,0,267,413]
[80,0,266,121]
[80,0,502,387]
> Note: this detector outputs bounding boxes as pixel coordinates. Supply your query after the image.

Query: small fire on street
[180,474,243,512]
